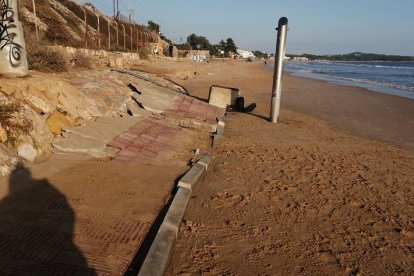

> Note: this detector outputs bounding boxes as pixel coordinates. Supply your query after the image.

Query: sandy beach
[131,59,414,275]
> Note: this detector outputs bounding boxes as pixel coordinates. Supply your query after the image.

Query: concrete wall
[0,0,28,76]
[48,45,140,68]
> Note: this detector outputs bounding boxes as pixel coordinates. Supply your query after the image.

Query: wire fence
[24,0,161,53]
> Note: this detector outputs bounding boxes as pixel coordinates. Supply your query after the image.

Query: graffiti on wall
[0,0,23,67]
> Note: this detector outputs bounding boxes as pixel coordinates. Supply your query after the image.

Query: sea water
[283,61,414,100]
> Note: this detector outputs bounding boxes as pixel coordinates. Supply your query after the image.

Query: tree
[186,34,211,50]
[224,38,237,54]
[253,51,269,59]
[147,20,160,33]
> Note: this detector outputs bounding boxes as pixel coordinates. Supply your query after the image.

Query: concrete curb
[138,155,211,276]
[212,119,225,148]
[177,155,211,191]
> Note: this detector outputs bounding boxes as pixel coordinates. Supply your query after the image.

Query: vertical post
[130,26,132,51]
[96,14,100,48]
[107,19,111,49]
[121,24,125,49]
[270,17,288,123]
[31,0,39,42]
[81,7,87,48]
[140,30,143,50]
[114,21,118,46]
[136,29,139,52]
[0,0,28,76]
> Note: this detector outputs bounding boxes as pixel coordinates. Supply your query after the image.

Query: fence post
[130,26,132,51]
[106,18,111,49]
[80,7,87,48]
[0,0,28,76]
[96,13,100,48]
[139,30,143,50]
[270,17,288,123]
[31,0,39,42]
[121,24,125,49]
[114,21,118,46]
[136,29,139,52]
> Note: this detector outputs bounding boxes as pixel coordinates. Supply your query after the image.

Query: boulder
[17,143,37,162]
[46,111,74,136]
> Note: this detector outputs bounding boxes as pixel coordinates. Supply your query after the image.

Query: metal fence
[27,0,160,53]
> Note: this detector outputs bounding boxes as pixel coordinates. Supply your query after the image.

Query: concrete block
[138,224,176,276]
[164,187,191,236]
[177,163,205,191]
[208,85,240,109]
[197,155,212,170]
[138,155,211,276]
[216,120,225,137]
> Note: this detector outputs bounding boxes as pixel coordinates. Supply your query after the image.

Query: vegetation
[253,50,269,59]
[0,102,33,145]
[186,33,211,50]
[138,49,150,60]
[147,20,160,33]
[291,52,414,61]
[27,45,69,72]
[74,53,93,68]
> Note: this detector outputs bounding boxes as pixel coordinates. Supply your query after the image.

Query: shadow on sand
[0,165,95,275]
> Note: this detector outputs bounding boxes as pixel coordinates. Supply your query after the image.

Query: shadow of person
[0,164,95,275]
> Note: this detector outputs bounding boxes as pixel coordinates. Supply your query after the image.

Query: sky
[77,0,414,56]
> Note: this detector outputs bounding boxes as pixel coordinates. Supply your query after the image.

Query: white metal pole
[96,14,100,48]
[270,17,288,123]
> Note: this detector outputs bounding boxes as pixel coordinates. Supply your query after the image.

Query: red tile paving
[107,117,191,164]
[164,95,225,124]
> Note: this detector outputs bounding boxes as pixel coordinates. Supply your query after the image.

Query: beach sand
[134,59,414,275]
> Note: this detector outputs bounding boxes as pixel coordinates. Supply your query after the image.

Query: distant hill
[287,52,414,62]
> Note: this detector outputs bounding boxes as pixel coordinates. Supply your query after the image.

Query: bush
[74,53,93,68]
[109,46,130,53]
[0,101,33,145]
[27,45,69,72]
[139,49,150,60]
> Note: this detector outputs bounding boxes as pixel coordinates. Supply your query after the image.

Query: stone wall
[48,46,141,68]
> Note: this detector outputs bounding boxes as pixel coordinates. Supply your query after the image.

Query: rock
[22,84,56,114]
[18,143,37,162]
[46,110,74,136]
[0,145,19,176]
[20,105,53,155]
[0,83,17,95]
[0,125,7,142]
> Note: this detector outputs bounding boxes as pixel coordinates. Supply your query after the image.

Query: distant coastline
[287,52,414,62]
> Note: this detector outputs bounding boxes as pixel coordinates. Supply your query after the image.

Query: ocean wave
[332,76,414,92]
[340,63,414,70]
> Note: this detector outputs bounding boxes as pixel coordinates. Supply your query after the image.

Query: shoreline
[285,70,414,100]
[281,60,414,100]
[268,66,414,151]
[134,59,414,151]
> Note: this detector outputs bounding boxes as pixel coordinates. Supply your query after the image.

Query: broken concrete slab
[208,85,240,109]
[53,116,146,158]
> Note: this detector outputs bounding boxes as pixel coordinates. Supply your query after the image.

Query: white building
[237,49,255,59]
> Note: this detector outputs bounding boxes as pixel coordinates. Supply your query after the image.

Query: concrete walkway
[0,71,225,275]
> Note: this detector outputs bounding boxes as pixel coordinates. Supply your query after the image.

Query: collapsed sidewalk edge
[138,155,212,276]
